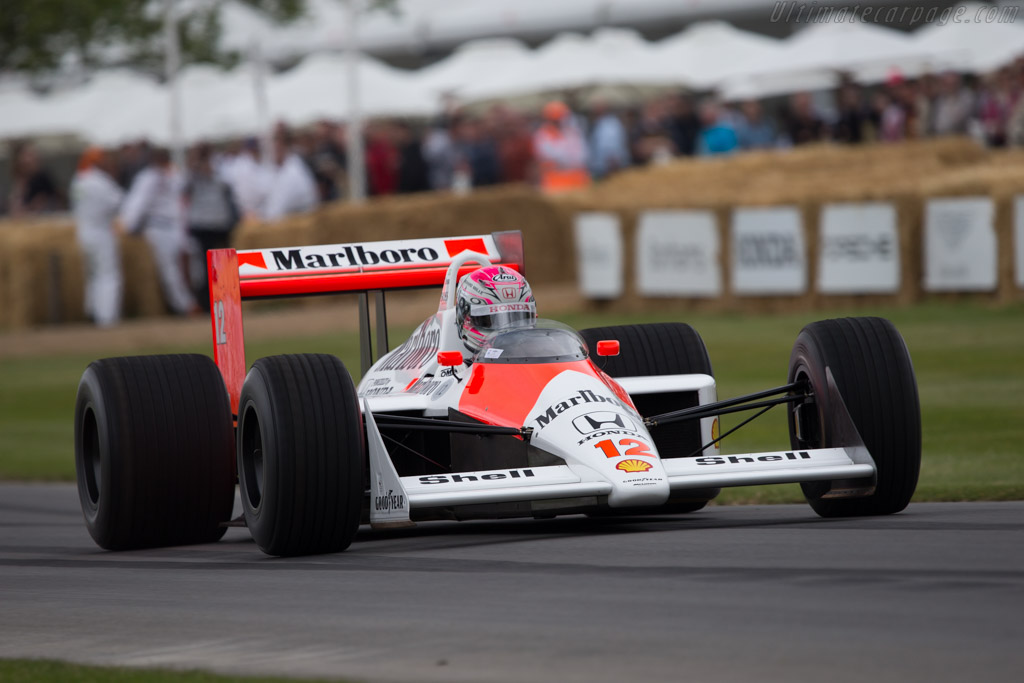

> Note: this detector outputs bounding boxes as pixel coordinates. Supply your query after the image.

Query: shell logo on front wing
[616,459,653,473]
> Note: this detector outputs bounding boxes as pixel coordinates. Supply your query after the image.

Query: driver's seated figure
[455,266,536,354]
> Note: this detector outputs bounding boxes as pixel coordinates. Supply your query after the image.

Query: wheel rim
[240,403,264,510]
[81,406,101,506]
[792,367,822,449]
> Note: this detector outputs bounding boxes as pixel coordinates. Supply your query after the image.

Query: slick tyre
[580,323,718,513]
[74,354,235,550]
[238,354,364,556]
[788,317,921,517]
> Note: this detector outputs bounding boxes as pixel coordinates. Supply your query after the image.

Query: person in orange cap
[533,100,590,193]
[71,146,125,327]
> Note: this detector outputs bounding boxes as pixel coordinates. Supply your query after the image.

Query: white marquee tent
[415,38,532,95]
[459,28,669,102]
[651,21,782,91]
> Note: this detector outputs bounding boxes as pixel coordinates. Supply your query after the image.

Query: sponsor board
[237,236,497,277]
[574,212,624,300]
[924,197,997,292]
[1016,195,1024,290]
[731,207,807,296]
[636,210,722,297]
[817,203,900,294]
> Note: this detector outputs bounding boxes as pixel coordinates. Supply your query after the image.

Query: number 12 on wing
[594,438,654,458]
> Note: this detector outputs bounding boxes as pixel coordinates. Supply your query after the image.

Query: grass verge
[0,659,342,682]
[1,301,1021,504]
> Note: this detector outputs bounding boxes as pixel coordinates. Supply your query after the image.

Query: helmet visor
[468,301,537,335]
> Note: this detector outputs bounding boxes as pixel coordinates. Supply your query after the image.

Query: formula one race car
[74,231,921,556]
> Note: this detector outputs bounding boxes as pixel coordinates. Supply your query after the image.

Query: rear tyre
[580,323,718,513]
[74,354,235,550]
[787,317,921,517]
[237,354,365,556]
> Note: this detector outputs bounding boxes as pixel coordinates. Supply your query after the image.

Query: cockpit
[474,320,588,364]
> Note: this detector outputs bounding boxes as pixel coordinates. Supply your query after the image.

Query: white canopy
[89,64,259,146]
[911,3,1024,75]
[460,28,668,102]
[0,88,52,140]
[7,70,164,141]
[651,21,782,91]
[416,38,532,95]
[718,21,931,99]
[258,53,435,127]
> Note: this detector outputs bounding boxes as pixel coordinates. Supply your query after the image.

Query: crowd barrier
[1,138,1022,331]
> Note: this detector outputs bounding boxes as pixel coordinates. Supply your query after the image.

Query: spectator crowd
[4,58,1024,326]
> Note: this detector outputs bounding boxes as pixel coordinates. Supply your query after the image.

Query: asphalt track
[1,484,1021,683]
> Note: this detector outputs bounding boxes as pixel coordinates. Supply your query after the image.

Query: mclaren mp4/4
[73,231,921,556]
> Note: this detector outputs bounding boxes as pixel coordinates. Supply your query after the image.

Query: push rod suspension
[645,382,808,428]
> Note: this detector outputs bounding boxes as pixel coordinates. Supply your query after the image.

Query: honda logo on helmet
[573,411,637,435]
[500,286,517,299]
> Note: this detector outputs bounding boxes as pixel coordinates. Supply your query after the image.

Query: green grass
[2,302,1022,504]
[0,659,343,682]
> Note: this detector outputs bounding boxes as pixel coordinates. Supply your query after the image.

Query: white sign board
[1015,195,1024,290]
[731,207,807,296]
[636,210,722,297]
[924,197,997,292]
[574,212,623,299]
[817,203,900,294]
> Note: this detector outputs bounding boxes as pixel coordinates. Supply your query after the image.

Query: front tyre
[74,354,235,550]
[237,354,365,556]
[787,317,921,517]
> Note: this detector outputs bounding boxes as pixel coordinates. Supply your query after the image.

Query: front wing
[363,398,876,528]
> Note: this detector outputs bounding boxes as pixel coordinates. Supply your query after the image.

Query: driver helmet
[456,266,536,352]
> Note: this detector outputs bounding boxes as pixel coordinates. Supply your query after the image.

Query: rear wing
[208,231,524,416]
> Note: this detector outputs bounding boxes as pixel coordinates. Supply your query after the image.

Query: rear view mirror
[596,340,620,357]
[437,351,463,367]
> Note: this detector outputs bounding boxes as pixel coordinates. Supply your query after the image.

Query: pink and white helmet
[456,266,536,352]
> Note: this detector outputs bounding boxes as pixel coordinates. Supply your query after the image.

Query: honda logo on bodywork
[573,411,637,435]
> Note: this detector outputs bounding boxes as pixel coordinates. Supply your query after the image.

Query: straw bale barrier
[1,138,1022,330]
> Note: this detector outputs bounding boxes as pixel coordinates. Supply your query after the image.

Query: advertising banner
[731,207,807,296]
[817,202,900,294]
[636,210,721,297]
[923,197,997,292]
[574,212,623,299]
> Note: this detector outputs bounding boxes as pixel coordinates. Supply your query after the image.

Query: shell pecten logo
[616,459,653,473]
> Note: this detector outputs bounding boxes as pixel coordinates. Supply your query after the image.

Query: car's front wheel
[788,317,921,517]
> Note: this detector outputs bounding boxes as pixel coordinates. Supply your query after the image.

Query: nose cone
[526,370,670,508]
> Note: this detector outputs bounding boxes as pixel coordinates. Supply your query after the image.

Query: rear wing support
[357,290,391,376]
[207,231,525,415]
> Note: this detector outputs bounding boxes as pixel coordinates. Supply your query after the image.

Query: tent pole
[163,0,185,169]
[251,41,273,165]
[345,0,367,203]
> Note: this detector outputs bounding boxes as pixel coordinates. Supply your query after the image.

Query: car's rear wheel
[238,354,364,556]
[580,323,719,513]
[787,317,921,517]
[74,354,235,550]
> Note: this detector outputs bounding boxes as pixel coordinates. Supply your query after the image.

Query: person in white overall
[71,147,124,327]
[120,148,197,316]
